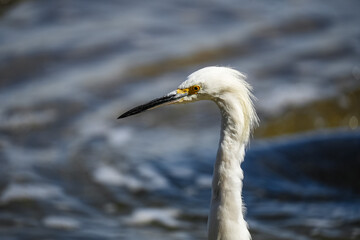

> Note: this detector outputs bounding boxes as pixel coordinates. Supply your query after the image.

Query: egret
[118,66,258,240]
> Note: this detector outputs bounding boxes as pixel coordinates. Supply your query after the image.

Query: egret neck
[208,92,251,240]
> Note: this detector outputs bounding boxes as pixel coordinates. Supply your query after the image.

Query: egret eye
[189,85,201,94]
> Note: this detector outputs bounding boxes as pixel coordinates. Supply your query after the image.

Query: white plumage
[119,66,258,240]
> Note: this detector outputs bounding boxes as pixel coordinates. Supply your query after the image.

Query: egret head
[118,66,257,131]
[176,66,250,103]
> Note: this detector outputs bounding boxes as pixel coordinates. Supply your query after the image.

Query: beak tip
[117,90,182,120]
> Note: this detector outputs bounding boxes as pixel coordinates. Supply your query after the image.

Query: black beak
[118,91,187,119]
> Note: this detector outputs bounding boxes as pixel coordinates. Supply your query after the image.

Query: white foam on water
[138,164,170,190]
[93,165,142,191]
[0,183,63,203]
[0,109,56,130]
[0,58,127,111]
[305,218,337,228]
[43,216,80,230]
[107,127,133,146]
[195,175,212,188]
[257,82,330,115]
[168,165,194,178]
[125,207,180,228]
[2,142,59,167]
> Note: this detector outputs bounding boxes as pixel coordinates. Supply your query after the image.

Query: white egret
[118,66,258,240]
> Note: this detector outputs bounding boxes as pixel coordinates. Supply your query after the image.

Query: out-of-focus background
[0,0,359,239]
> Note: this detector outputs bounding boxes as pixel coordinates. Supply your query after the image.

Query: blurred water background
[0,0,360,239]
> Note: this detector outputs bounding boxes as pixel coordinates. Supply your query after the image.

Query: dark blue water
[0,0,360,239]
[245,131,360,239]
[1,129,359,240]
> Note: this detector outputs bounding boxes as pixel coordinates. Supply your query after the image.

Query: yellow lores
[176,85,201,95]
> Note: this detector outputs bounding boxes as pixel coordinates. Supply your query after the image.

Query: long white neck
[207,93,252,240]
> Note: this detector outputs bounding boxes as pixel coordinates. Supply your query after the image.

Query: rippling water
[1,0,360,239]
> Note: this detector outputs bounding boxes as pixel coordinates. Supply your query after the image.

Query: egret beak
[118,90,188,119]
